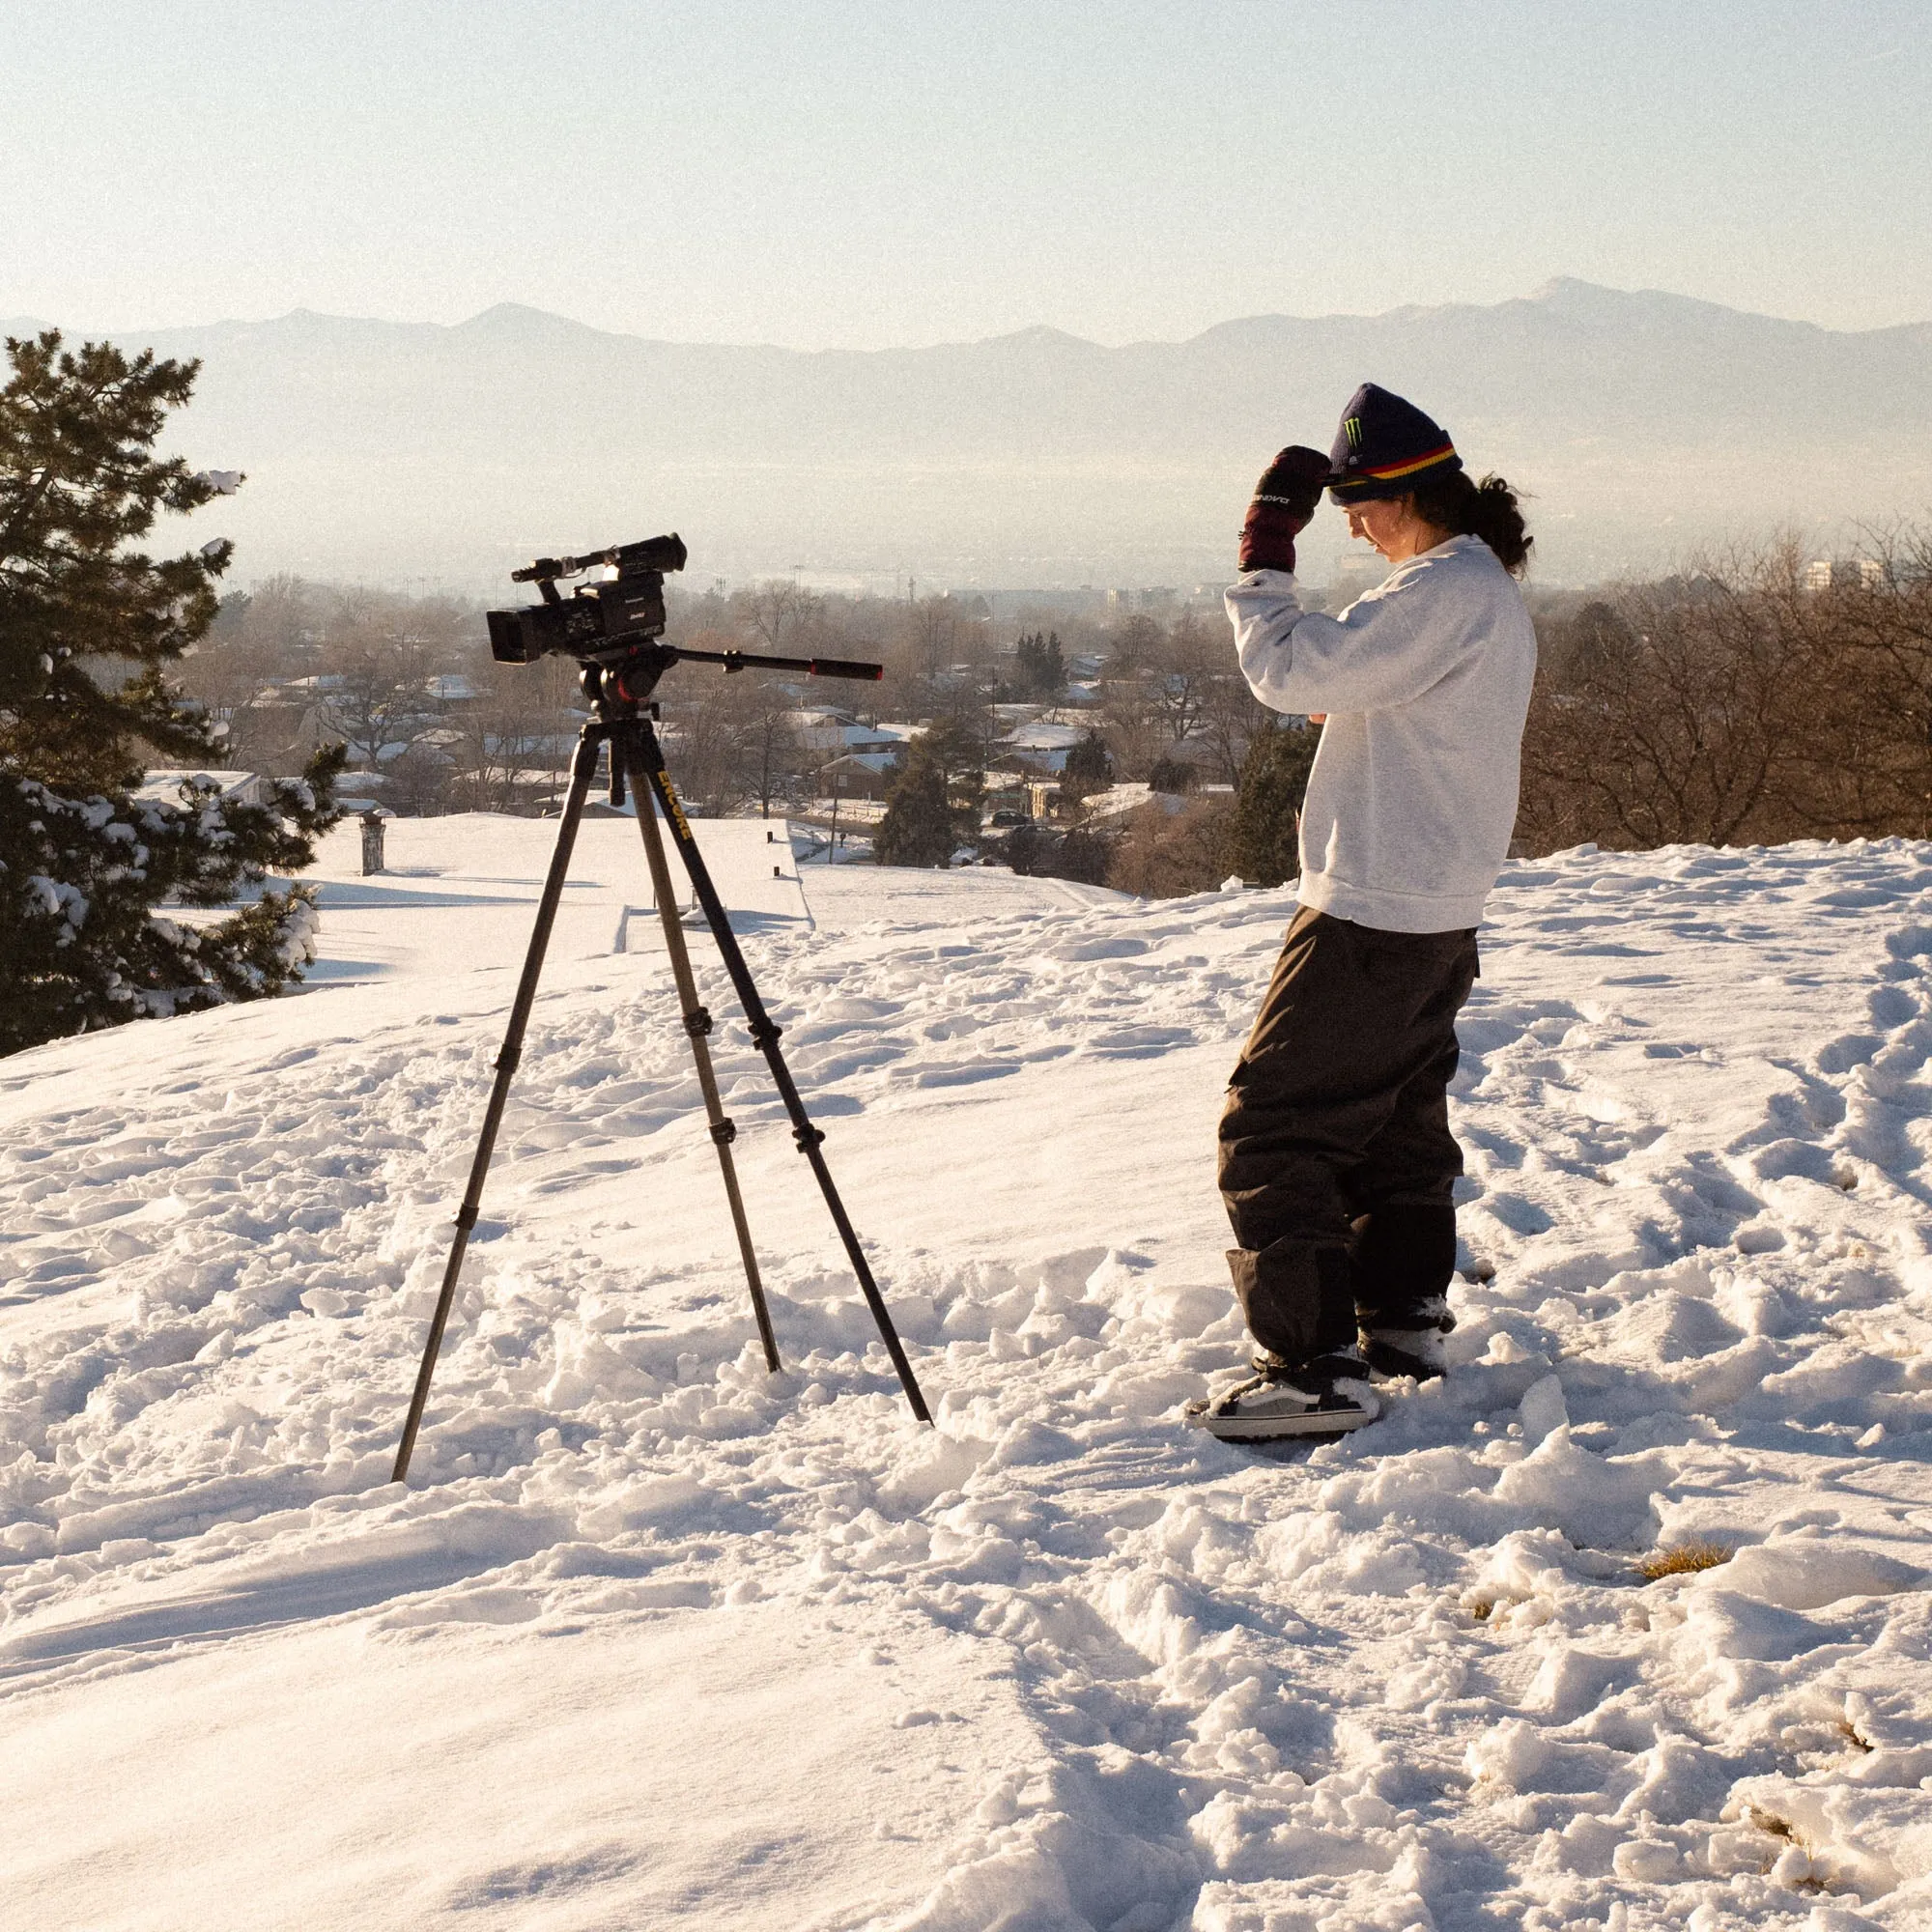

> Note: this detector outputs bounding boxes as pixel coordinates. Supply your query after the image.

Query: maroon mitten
[1238,444,1330,573]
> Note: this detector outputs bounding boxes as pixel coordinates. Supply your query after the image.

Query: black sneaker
[1188,1352,1379,1441]
[1359,1295,1454,1381]
[1361,1327,1449,1381]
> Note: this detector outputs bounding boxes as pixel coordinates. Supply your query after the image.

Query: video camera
[487,532,688,664]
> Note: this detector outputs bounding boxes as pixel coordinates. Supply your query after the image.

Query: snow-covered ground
[5,818,1932,1931]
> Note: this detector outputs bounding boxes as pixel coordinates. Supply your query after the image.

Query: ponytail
[1409,469,1532,577]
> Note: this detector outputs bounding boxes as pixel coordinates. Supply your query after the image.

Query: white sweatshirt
[1224,533,1537,933]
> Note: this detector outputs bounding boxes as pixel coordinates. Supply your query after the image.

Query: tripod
[391,642,931,1484]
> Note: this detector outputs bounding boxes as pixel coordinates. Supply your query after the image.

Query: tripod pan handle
[807,657,885,682]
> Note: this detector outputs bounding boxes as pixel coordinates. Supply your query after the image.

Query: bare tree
[1515,540,1846,853]
[321,625,436,771]
[455,655,578,812]
[910,594,959,680]
[385,739,458,816]
[740,579,821,655]
[654,632,810,816]
[722,672,810,817]
[1111,794,1234,897]
[656,639,754,813]
[1151,608,1220,748]
[1192,666,1270,785]
[1794,526,1932,838]
[1098,613,1171,781]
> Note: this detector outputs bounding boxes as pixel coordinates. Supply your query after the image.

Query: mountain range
[8,279,1929,590]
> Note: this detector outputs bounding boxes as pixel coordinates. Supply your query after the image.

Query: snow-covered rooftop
[1003,720,1088,751]
[822,748,900,774]
[1078,781,1158,821]
[132,767,267,807]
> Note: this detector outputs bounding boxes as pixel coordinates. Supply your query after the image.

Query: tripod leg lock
[454,1201,479,1232]
[750,1019,783,1046]
[793,1124,826,1151]
[683,1007,714,1038]
[494,1046,523,1076]
[710,1118,738,1147]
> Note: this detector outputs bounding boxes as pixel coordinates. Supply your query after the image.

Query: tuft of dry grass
[1637,1540,1734,1580]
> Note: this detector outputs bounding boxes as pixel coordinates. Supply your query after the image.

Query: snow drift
[3,821,1932,1930]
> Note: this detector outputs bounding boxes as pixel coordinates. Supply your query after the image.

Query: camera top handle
[513,533,690,585]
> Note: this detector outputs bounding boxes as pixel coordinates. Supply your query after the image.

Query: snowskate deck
[1182,1396,1375,1443]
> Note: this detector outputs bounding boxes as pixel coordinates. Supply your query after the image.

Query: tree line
[1518,535,1932,851]
[185,566,1283,817]
[228,527,1931,889]
[876,534,1932,896]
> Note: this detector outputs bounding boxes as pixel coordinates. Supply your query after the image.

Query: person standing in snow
[1197,384,1537,1440]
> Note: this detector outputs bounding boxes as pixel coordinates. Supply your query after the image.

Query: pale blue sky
[4,0,1927,346]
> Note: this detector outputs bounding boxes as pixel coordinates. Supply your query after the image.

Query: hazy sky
[5,1,1928,348]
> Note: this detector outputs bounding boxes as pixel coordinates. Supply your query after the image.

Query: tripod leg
[613,726,781,1375]
[631,727,932,1425]
[391,725,601,1484]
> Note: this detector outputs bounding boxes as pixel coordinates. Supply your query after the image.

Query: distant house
[1064,650,1106,706]
[789,711,915,758]
[133,768,270,809]
[820,750,902,801]
[412,726,468,762]
[1001,720,1088,776]
[1080,782,1157,823]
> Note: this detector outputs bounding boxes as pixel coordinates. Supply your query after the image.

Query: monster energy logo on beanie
[1324,384,1463,502]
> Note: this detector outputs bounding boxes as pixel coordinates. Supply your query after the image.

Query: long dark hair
[1409,469,1532,578]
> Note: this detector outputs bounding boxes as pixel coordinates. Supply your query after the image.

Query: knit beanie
[1324,384,1463,502]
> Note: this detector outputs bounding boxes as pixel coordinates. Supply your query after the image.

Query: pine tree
[1039,631,1065,697]
[1058,729,1113,807]
[1013,629,1065,699]
[0,331,343,1056]
[873,735,960,867]
[1012,631,1038,696]
[920,714,986,828]
[1227,718,1319,887]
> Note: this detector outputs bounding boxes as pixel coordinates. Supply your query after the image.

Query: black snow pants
[1217,904,1480,1365]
